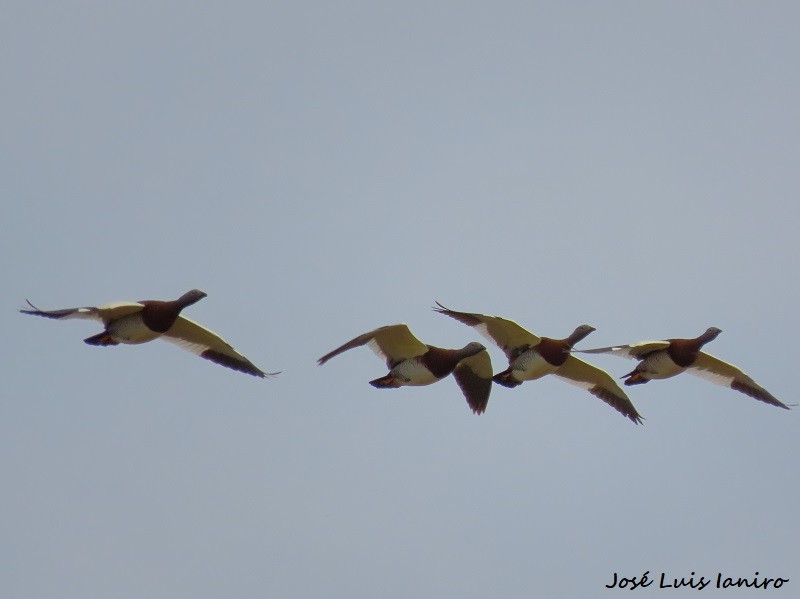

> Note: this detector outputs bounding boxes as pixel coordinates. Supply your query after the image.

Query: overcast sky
[3,2,798,597]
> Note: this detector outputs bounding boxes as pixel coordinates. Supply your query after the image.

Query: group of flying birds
[21,289,790,424]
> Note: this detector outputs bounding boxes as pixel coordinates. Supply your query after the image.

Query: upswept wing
[317,324,428,368]
[453,350,493,414]
[20,300,144,323]
[577,340,671,361]
[554,355,644,424]
[433,302,540,360]
[689,352,789,409]
[163,316,277,378]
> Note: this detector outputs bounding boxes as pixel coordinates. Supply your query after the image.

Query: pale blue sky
[3,2,798,597]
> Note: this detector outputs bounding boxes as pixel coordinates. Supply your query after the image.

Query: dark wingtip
[248,366,281,379]
[199,348,277,378]
[470,396,489,415]
[432,300,449,313]
[20,299,40,314]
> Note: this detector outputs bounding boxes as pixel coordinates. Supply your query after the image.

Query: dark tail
[622,370,649,386]
[492,369,522,389]
[369,374,401,388]
[84,332,119,346]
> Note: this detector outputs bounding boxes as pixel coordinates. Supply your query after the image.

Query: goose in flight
[577,327,789,409]
[318,323,492,414]
[433,302,643,424]
[21,289,277,378]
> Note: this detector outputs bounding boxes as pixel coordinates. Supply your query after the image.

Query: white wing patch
[162,316,255,363]
[161,333,209,357]
[553,374,595,394]
[162,316,235,355]
[474,322,497,346]
[161,316,272,377]
[687,366,736,388]
[687,352,748,389]
[366,337,391,366]
[687,352,788,409]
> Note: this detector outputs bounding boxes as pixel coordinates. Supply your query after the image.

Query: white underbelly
[510,350,559,381]
[391,359,439,386]
[107,315,161,344]
[639,351,685,379]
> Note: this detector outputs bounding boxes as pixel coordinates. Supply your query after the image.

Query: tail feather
[84,332,119,346]
[622,370,649,386]
[369,374,401,388]
[492,369,522,389]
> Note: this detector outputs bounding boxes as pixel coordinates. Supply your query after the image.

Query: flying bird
[433,302,643,424]
[576,327,789,409]
[20,289,277,378]
[317,324,492,414]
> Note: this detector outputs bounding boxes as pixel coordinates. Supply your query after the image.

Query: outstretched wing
[452,350,493,415]
[554,355,644,424]
[162,316,277,378]
[20,299,144,324]
[689,352,789,409]
[317,324,428,368]
[576,340,670,361]
[433,302,540,361]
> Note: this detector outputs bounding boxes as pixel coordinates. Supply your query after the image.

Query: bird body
[628,348,685,382]
[318,324,492,414]
[578,328,789,410]
[21,290,276,378]
[433,302,643,424]
[375,354,440,387]
[499,348,558,384]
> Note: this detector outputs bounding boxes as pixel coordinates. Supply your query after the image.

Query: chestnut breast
[535,338,570,367]
[666,339,702,368]
[140,301,182,333]
[420,346,461,378]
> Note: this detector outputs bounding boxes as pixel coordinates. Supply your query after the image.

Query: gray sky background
[3,2,798,597]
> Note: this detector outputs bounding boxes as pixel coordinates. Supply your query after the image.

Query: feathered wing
[689,352,789,409]
[20,300,144,323]
[452,350,493,414]
[576,340,671,360]
[433,302,540,360]
[554,355,644,424]
[317,324,428,367]
[162,316,277,378]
